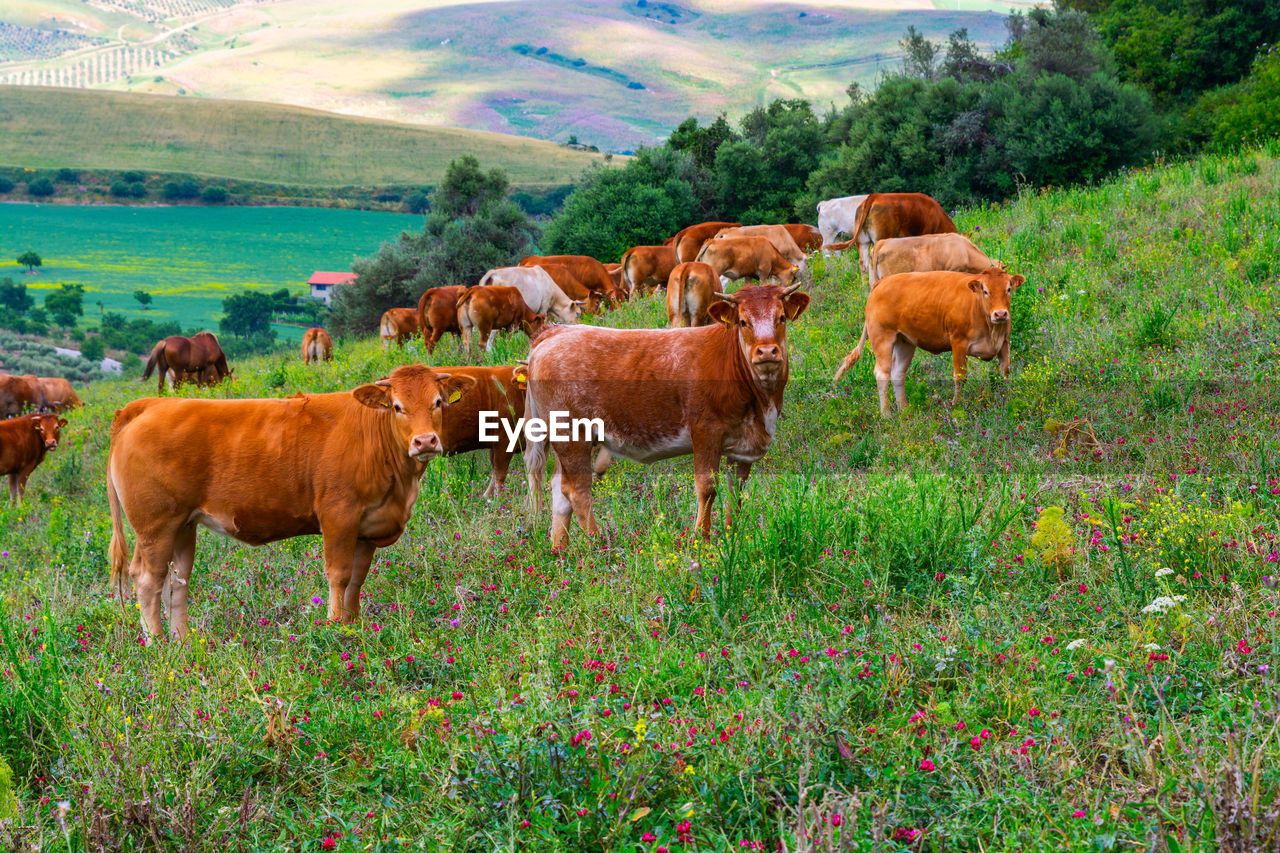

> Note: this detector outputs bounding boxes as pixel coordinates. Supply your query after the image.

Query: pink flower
[1071,810,1086,818]
[919,758,936,771]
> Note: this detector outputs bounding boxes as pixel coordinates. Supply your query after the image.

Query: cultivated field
[1,0,1029,150]
[1,146,1278,849]
[0,203,424,336]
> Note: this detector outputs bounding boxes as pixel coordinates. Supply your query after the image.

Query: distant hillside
[0,0,1034,151]
[0,87,613,187]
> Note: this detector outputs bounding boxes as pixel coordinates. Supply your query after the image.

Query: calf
[869,233,998,285]
[107,365,476,641]
[832,267,1024,415]
[849,192,958,283]
[524,284,809,548]
[302,328,334,364]
[417,285,467,354]
[457,285,547,352]
[0,373,49,416]
[538,264,603,314]
[433,365,529,498]
[603,263,626,303]
[0,413,66,503]
[482,266,583,323]
[380,308,420,350]
[518,255,615,307]
[38,377,83,412]
[713,225,808,265]
[671,221,741,263]
[696,235,797,285]
[666,262,716,327]
[621,245,678,297]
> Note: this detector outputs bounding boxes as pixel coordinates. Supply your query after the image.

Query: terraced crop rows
[0,22,99,63]
[0,44,184,87]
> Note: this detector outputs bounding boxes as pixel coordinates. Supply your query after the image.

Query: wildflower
[1238,639,1253,655]
[1155,567,1174,577]
[1066,639,1086,651]
[1072,810,1086,819]
[919,758,936,771]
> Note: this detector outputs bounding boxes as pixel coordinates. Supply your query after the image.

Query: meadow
[1,144,1279,851]
[0,203,425,340]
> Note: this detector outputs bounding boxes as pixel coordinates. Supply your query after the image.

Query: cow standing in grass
[302,328,334,364]
[0,413,66,503]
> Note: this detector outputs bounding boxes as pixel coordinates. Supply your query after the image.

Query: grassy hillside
[0,88,613,186]
[1,0,1027,150]
[1,144,1278,849]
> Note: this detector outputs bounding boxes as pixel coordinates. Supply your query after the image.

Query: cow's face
[967,269,1025,325]
[709,284,810,384]
[523,313,548,338]
[33,414,67,451]
[354,365,477,461]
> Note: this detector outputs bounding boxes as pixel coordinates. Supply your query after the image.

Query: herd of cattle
[0,191,1026,641]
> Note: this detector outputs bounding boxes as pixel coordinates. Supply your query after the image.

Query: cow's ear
[708,300,737,326]
[1010,274,1025,290]
[353,384,391,409]
[58,418,68,428]
[441,375,477,406]
[784,292,810,321]
[967,279,983,293]
[32,420,43,432]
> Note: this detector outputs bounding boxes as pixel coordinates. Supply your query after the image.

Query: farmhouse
[308,271,356,305]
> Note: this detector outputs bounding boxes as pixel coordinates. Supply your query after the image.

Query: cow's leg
[592,447,613,479]
[164,523,197,640]
[950,343,970,407]
[551,446,597,549]
[426,327,443,355]
[691,434,725,539]
[871,336,895,417]
[6,473,17,504]
[549,458,572,549]
[320,524,361,622]
[891,339,916,412]
[857,239,873,285]
[723,460,752,530]
[484,446,511,499]
[999,336,1011,379]
[130,533,177,643]
[341,540,377,622]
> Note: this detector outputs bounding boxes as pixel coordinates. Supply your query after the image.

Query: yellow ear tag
[448,391,462,404]
[514,369,528,388]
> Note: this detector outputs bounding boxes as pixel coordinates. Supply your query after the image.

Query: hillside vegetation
[0,88,612,187]
[1,145,1279,849]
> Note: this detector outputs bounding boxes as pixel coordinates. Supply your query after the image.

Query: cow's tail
[522,356,548,517]
[141,341,165,383]
[478,269,496,287]
[832,324,870,384]
[107,454,131,602]
[379,312,396,343]
[850,193,874,245]
[620,248,637,295]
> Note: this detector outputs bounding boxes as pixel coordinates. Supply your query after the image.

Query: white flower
[1142,595,1183,614]
[1066,639,1087,651]
[1077,289,1086,295]
[1155,567,1174,578]
[1143,643,1160,651]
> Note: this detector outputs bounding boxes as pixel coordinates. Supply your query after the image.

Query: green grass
[2,144,1280,850]
[0,203,426,340]
[0,88,613,187]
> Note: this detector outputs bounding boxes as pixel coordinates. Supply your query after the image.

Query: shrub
[200,185,229,204]
[121,170,146,183]
[403,191,430,214]
[27,178,54,198]
[109,181,131,198]
[127,181,146,199]
[79,335,105,362]
[162,180,200,201]
[55,168,78,183]
[0,177,14,194]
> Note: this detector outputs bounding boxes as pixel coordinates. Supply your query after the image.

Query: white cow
[817,194,869,246]
[480,266,584,324]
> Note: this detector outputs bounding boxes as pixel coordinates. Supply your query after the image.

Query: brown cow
[524,283,810,548]
[849,192,958,283]
[301,328,334,364]
[37,377,82,412]
[832,267,1024,415]
[380,308,420,350]
[0,374,49,417]
[107,365,477,641]
[433,364,529,498]
[621,245,678,297]
[417,285,467,354]
[538,264,603,315]
[666,262,717,327]
[696,236,797,285]
[519,255,616,307]
[141,332,231,395]
[0,412,66,503]
[671,221,741,264]
[713,225,807,264]
[456,285,547,352]
[869,233,999,286]
[603,263,625,302]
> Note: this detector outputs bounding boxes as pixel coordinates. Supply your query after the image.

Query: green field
[1,145,1279,849]
[0,202,424,340]
[0,88,612,186]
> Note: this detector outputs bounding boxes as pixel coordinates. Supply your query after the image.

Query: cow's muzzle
[990,310,1010,324]
[753,344,782,364]
[44,441,58,451]
[409,433,442,459]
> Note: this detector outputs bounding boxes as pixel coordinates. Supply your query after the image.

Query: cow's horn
[782,282,803,296]
[374,378,392,387]
[515,358,529,365]
[714,291,736,302]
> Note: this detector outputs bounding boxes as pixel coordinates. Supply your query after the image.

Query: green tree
[0,177,14,194]
[0,278,34,314]
[431,156,509,217]
[17,251,41,271]
[201,185,229,203]
[220,291,275,338]
[668,114,737,170]
[713,99,824,223]
[1192,51,1280,150]
[163,180,200,201]
[27,178,54,197]
[133,290,153,310]
[80,335,105,362]
[110,181,132,198]
[45,283,85,327]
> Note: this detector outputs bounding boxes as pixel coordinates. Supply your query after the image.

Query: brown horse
[142,331,232,394]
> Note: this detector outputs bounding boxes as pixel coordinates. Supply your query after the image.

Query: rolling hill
[0,87,613,186]
[0,0,1036,151]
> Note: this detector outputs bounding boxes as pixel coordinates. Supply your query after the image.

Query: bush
[0,177,14,194]
[79,335,105,362]
[55,168,78,183]
[109,181,131,198]
[403,191,430,214]
[99,312,182,355]
[27,178,54,198]
[127,181,146,199]
[121,170,145,183]
[162,180,200,201]
[200,185,229,203]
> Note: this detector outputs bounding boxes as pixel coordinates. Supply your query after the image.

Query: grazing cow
[142,332,231,394]
[816,194,869,246]
[0,413,66,503]
[380,308,420,350]
[832,267,1024,415]
[696,235,797,285]
[518,255,616,307]
[666,262,717,328]
[432,364,529,498]
[672,221,741,264]
[37,377,83,412]
[603,263,625,301]
[0,374,49,417]
[417,285,467,354]
[482,266,584,323]
[713,225,809,265]
[524,283,810,548]
[869,233,999,285]
[538,264,603,314]
[107,365,477,641]
[621,245,679,297]
[848,192,958,283]
[457,285,547,352]
[302,328,334,364]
